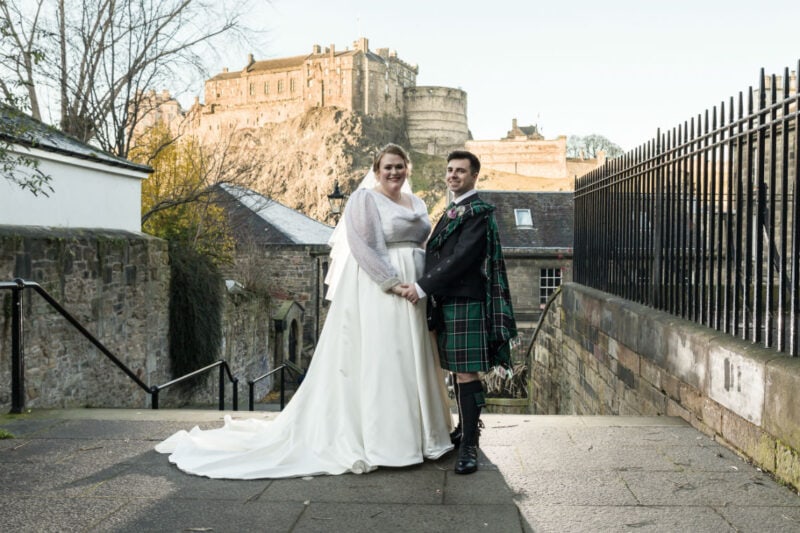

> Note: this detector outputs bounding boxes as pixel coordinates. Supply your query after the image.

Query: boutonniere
[446,205,466,219]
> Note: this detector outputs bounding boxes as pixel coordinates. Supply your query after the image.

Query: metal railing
[248,359,304,411]
[151,360,238,410]
[1,278,240,411]
[575,62,800,356]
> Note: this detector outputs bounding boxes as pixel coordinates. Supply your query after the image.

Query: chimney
[313,44,321,54]
[512,118,518,129]
[354,37,369,52]
[330,43,335,60]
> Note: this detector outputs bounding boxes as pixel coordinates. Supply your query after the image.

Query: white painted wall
[0,145,148,232]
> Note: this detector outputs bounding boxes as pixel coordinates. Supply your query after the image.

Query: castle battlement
[131,37,469,156]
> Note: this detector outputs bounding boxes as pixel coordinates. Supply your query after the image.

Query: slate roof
[478,190,574,250]
[0,104,152,173]
[217,184,333,246]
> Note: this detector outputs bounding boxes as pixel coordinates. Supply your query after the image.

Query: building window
[249,83,254,96]
[264,82,269,94]
[540,268,562,305]
[277,79,284,93]
[514,209,533,228]
[290,78,296,93]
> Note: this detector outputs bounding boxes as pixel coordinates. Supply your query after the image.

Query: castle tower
[404,86,469,156]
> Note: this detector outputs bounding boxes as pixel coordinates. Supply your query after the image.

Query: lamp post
[327,180,346,222]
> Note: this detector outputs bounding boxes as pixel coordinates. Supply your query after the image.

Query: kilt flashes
[437,297,489,373]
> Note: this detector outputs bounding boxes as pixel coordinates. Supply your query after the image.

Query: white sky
[202,0,800,152]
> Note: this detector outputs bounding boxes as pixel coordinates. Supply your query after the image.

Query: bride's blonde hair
[372,143,410,172]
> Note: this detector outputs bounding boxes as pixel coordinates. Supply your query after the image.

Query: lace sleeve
[345,190,401,291]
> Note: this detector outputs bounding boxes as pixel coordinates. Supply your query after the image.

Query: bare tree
[566,134,624,159]
[0,0,261,158]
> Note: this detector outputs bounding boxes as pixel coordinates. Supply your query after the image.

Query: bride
[155,144,454,478]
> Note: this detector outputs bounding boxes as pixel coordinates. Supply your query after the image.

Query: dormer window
[514,209,533,228]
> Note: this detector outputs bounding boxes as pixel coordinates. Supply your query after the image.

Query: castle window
[539,268,562,306]
[277,79,284,93]
[514,209,533,228]
[264,82,269,94]
[290,79,296,93]
[249,83,254,96]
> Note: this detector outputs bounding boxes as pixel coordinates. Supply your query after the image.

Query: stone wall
[222,243,330,355]
[466,136,569,179]
[531,282,800,491]
[0,226,170,409]
[161,289,273,409]
[504,249,572,326]
[0,227,281,410]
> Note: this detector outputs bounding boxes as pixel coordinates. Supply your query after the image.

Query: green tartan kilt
[437,297,489,373]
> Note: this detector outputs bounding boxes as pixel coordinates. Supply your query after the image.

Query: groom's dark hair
[447,150,481,174]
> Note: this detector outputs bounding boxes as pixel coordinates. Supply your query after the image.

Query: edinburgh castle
[134,37,600,220]
[135,37,469,158]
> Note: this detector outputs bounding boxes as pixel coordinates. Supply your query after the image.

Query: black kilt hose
[436,296,489,373]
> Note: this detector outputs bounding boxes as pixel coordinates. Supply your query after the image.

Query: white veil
[324,169,413,301]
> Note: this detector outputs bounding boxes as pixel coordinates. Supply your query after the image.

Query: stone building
[479,190,574,330]
[134,37,470,156]
[0,108,275,410]
[214,184,334,371]
[467,119,605,184]
[0,107,170,410]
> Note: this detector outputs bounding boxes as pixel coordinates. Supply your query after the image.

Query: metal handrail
[525,286,563,361]
[248,361,304,411]
[151,360,238,410]
[1,278,238,412]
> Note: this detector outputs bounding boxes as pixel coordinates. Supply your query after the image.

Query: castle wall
[466,136,569,179]
[197,39,416,133]
[404,86,469,156]
[566,158,604,180]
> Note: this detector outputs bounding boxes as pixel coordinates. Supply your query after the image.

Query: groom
[402,150,517,475]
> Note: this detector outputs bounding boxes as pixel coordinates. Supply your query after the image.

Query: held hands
[391,283,421,304]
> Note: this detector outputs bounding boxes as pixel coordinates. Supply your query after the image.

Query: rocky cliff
[235,106,448,222]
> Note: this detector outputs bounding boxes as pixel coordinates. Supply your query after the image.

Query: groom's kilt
[436,296,489,373]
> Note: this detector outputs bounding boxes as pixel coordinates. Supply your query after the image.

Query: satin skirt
[155,247,454,479]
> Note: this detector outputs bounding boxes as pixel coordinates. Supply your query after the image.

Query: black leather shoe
[454,444,478,475]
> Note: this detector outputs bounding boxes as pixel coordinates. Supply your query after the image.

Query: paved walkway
[1,409,798,532]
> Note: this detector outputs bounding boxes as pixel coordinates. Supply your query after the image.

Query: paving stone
[0,495,127,533]
[715,504,800,532]
[293,502,523,533]
[2,410,798,532]
[621,470,800,507]
[92,499,306,532]
[517,504,735,533]
[260,466,448,504]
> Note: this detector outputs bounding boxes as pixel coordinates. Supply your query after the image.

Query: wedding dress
[156,187,454,479]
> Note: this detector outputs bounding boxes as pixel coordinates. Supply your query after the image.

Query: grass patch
[0,428,15,439]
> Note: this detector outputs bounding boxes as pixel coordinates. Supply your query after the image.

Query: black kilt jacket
[418,195,489,324]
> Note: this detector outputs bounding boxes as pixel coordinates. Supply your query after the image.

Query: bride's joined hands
[392,283,420,304]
